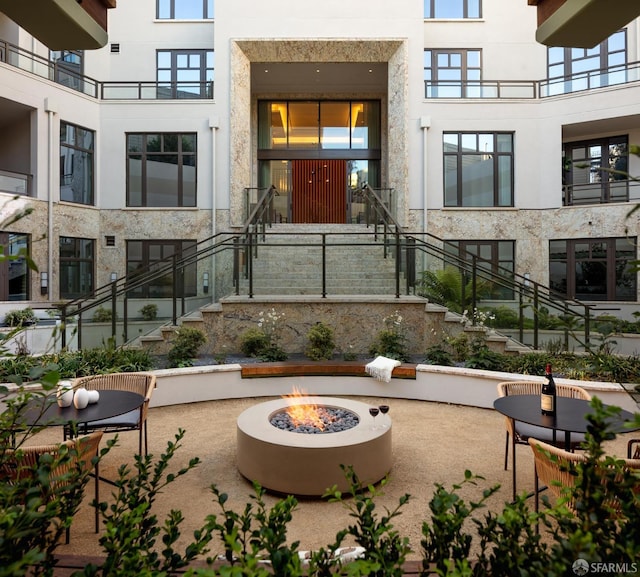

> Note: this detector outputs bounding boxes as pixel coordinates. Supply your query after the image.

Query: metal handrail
[57,211,597,352]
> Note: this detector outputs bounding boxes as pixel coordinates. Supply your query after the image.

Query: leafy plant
[305,322,335,361]
[239,309,288,362]
[166,327,207,368]
[325,467,411,577]
[416,268,491,314]
[91,306,114,323]
[3,307,37,328]
[78,430,211,577]
[369,310,410,362]
[138,303,158,321]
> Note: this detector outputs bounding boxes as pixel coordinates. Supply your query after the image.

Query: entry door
[291,160,346,223]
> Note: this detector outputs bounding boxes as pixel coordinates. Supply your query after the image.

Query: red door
[291,160,346,223]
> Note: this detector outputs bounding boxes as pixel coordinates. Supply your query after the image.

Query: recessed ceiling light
[316,68,320,73]
[368,69,373,73]
[264,69,269,73]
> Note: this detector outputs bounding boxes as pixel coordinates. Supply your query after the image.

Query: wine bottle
[540,363,557,416]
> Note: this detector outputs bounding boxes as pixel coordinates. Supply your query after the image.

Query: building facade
[0,0,639,319]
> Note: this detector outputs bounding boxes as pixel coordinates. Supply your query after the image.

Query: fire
[282,387,330,430]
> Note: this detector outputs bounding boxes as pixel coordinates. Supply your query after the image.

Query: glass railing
[563,179,640,206]
[0,169,30,195]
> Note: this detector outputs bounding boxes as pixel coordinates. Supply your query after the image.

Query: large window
[446,240,515,300]
[258,100,381,151]
[157,0,214,19]
[60,122,94,205]
[157,49,214,99]
[60,237,94,299]
[549,237,636,301]
[443,132,514,207]
[127,133,197,207]
[126,240,197,298]
[0,232,29,300]
[546,30,626,95]
[424,0,481,18]
[424,49,481,98]
[563,135,628,205]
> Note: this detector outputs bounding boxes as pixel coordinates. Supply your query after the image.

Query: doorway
[291,160,346,223]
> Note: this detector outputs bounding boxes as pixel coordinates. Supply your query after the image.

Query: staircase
[237,224,405,296]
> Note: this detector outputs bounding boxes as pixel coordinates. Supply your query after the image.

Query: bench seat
[240,360,416,379]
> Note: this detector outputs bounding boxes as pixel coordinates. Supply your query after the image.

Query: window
[549,237,636,301]
[546,29,626,95]
[127,133,197,207]
[424,0,480,18]
[157,0,213,19]
[446,240,515,300]
[443,132,514,207]
[157,49,214,99]
[0,232,30,300]
[258,100,381,150]
[424,49,481,98]
[563,135,628,205]
[126,240,197,298]
[50,50,83,90]
[60,237,94,299]
[60,122,94,205]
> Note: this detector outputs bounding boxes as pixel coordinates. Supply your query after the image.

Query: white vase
[73,387,89,409]
[87,389,100,404]
[56,382,74,408]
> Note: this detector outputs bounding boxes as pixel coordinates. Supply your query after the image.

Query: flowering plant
[368,309,410,362]
[240,308,287,361]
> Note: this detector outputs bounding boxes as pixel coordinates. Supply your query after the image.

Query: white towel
[365,355,401,383]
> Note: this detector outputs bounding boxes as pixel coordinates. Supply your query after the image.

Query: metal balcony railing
[0,39,214,101]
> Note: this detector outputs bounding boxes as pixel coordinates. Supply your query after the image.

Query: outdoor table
[493,395,637,451]
[493,394,638,501]
[19,389,145,436]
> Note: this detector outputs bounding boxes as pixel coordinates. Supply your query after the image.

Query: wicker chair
[0,431,103,542]
[529,437,640,516]
[71,372,156,455]
[496,380,591,500]
[628,439,640,459]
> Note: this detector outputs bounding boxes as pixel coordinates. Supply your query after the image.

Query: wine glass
[369,406,380,429]
[378,404,389,428]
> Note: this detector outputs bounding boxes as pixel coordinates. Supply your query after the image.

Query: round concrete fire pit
[236,396,392,496]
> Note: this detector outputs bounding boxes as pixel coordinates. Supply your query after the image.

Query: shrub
[369,310,410,362]
[239,309,288,361]
[139,303,158,321]
[92,306,113,323]
[166,327,207,368]
[3,307,37,327]
[305,322,335,361]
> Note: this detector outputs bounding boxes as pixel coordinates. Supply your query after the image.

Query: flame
[282,386,330,430]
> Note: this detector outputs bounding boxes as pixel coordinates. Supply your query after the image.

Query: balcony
[424,59,640,100]
[0,39,214,101]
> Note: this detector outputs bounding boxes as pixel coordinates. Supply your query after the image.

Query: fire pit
[236,395,392,496]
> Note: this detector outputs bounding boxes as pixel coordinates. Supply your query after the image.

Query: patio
[27,393,635,568]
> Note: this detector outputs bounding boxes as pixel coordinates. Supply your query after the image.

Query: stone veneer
[229,39,408,226]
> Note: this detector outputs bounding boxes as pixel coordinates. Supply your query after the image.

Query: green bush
[305,322,335,361]
[240,327,270,358]
[91,306,114,323]
[369,310,410,362]
[0,346,155,383]
[138,303,158,321]
[3,307,37,327]
[166,327,207,368]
